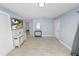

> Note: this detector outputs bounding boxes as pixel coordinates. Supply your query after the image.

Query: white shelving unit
[11,18,26,48]
[12,29,25,48]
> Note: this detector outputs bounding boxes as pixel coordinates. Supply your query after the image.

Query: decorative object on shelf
[16,23,23,29]
[11,18,23,30]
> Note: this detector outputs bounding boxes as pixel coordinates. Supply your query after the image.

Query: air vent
[77,11,79,13]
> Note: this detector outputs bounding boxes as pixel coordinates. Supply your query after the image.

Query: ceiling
[0,3,79,19]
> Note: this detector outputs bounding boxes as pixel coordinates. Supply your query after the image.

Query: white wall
[55,8,79,50]
[29,20,33,35]
[0,6,26,56]
[26,22,29,30]
[31,18,54,37]
[0,5,23,19]
[0,11,14,56]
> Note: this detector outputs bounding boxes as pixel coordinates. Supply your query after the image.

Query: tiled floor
[8,36,71,56]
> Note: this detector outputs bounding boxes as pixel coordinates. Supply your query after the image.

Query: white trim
[0,10,9,16]
[58,39,71,50]
[32,34,54,37]
[42,35,54,37]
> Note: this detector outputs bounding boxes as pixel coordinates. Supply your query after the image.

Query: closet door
[54,19,60,40]
[71,24,79,56]
[0,11,14,55]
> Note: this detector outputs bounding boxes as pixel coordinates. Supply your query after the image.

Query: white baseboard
[32,35,54,37]
[58,39,71,50]
[6,46,15,56]
[42,35,54,37]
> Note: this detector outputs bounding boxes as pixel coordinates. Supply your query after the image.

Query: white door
[0,11,14,55]
[54,19,60,40]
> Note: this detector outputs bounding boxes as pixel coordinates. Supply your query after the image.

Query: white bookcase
[11,18,26,48]
[12,29,25,48]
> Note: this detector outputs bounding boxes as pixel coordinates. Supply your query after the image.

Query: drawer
[14,38,20,46]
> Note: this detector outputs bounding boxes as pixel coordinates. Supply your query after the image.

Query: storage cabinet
[12,29,25,48]
[14,38,20,47]
[13,36,25,48]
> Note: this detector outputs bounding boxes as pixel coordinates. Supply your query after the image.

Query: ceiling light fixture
[38,3,45,7]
